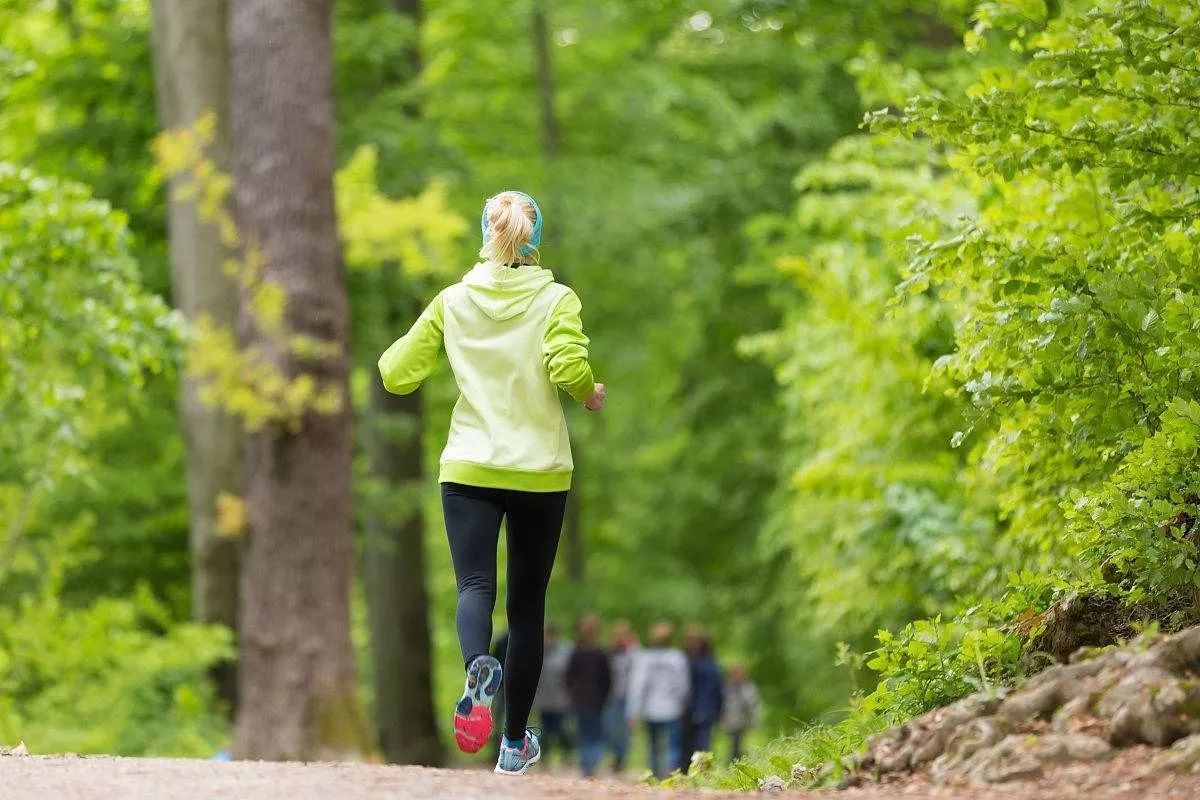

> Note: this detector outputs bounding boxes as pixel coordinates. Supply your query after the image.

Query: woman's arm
[378,291,445,395]
[542,289,596,404]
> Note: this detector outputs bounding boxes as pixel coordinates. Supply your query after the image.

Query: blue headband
[481,191,542,257]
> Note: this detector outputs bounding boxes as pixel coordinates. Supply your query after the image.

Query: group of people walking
[517,617,761,778]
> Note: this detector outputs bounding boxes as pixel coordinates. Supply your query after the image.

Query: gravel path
[0,756,740,800]
[1,749,1198,799]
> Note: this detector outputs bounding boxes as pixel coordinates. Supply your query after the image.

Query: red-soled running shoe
[453,655,503,754]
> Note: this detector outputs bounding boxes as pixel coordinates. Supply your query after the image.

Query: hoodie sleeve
[378,291,444,395]
[542,289,595,404]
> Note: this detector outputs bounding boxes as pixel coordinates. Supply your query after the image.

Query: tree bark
[149,0,241,708]
[229,0,366,760]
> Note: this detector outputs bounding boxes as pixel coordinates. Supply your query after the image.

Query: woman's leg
[441,483,505,665]
[500,489,567,739]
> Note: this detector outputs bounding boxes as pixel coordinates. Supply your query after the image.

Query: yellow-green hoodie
[378,262,594,492]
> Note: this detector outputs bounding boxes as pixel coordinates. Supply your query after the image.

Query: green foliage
[885,0,1200,607]
[5,0,1197,772]
[0,0,165,288]
[674,705,889,791]
[336,145,467,278]
[0,0,193,625]
[0,517,230,756]
[718,0,1200,775]
[0,163,177,487]
[155,118,346,432]
[862,617,1020,715]
[0,163,225,755]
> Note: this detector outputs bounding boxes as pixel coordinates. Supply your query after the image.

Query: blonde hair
[479,191,537,265]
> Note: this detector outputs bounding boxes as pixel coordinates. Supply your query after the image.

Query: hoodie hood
[461,262,555,321]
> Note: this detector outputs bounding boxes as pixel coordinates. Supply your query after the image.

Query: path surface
[1,749,1198,799]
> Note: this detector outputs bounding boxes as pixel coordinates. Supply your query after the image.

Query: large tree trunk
[229,0,366,760]
[359,0,442,765]
[149,0,241,707]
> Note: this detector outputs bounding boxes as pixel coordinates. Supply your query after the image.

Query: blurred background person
[604,618,638,773]
[680,625,723,773]
[626,621,689,778]
[722,662,761,762]
[565,613,611,778]
[532,622,574,764]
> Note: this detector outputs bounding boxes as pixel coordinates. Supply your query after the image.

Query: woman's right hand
[585,382,606,411]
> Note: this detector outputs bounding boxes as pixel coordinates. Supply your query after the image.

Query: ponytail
[479,191,541,265]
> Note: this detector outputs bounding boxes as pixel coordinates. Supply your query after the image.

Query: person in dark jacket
[680,626,723,773]
[565,613,612,777]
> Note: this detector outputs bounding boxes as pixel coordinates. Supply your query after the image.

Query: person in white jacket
[722,662,761,762]
[626,621,690,777]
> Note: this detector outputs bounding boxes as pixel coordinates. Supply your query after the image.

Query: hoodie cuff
[566,369,596,405]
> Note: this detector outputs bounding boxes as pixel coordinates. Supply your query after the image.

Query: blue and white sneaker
[453,655,503,754]
[494,730,542,776]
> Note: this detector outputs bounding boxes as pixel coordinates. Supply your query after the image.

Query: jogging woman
[378,190,605,776]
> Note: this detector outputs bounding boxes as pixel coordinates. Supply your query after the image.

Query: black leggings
[441,482,567,740]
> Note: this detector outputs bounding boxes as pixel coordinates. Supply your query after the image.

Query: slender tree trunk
[363,372,441,765]
[354,0,443,766]
[531,2,559,161]
[531,0,583,581]
[149,0,241,708]
[229,0,366,760]
[390,0,421,33]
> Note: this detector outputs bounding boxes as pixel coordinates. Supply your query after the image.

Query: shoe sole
[454,656,502,754]
[494,746,542,776]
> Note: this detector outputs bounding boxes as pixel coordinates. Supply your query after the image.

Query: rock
[849,622,1200,786]
[1031,733,1112,764]
[757,775,787,793]
[790,762,818,785]
[929,717,1009,782]
[945,734,1111,785]
[1097,666,1200,746]
[1154,625,1200,673]
[1051,696,1094,734]
[960,735,1044,785]
[858,690,1003,775]
[1151,733,1200,774]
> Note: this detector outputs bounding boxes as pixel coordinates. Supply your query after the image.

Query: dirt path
[0,750,1198,799]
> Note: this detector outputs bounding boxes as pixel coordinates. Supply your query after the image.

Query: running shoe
[453,655,503,754]
[494,729,542,776]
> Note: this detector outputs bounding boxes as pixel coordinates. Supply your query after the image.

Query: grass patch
[673,708,890,791]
